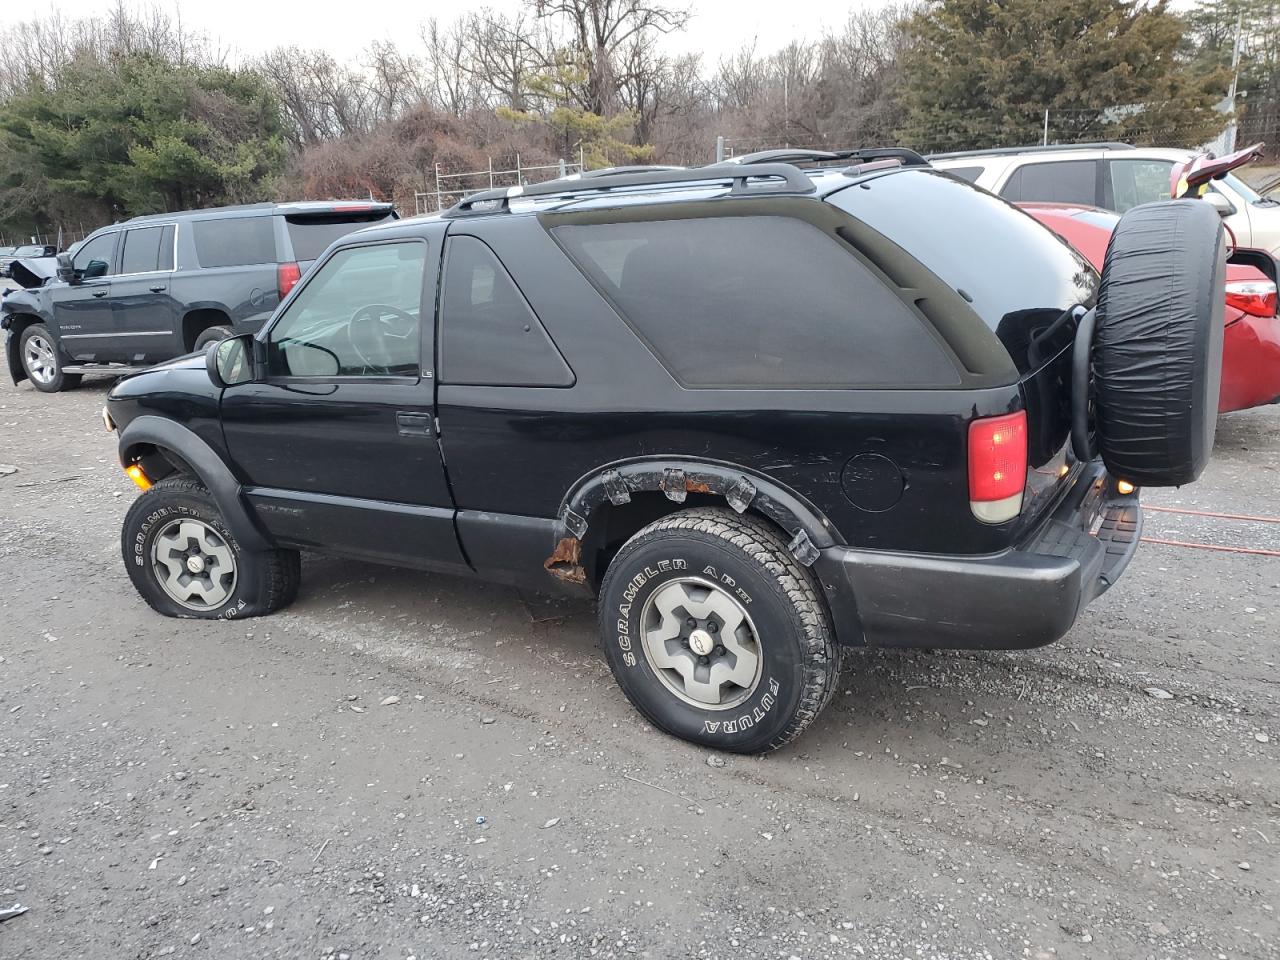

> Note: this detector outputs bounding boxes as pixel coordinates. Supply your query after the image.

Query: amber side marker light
[125,464,152,491]
[1117,480,1136,496]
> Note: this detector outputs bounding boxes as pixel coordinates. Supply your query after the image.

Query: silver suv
[931,143,1280,255]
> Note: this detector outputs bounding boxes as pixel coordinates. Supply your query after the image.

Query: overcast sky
[43,0,859,68]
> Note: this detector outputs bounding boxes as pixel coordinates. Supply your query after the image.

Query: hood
[8,256,58,289]
[147,350,207,373]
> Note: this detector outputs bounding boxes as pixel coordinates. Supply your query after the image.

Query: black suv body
[103,155,1225,752]
[2,201,395,392]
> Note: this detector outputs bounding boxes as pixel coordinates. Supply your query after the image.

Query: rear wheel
[598,508,840,753]
[19,324,80,393]
[122,477,300,619]
[193,325,234,353]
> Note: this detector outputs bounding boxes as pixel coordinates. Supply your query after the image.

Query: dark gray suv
[2,200,396,392]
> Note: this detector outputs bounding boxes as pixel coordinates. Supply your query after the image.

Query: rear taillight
[1225,279,1278,318]
[968,410,1028,524]
[278,262,301,300]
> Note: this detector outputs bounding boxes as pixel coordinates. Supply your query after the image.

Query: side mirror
[1204,191,1236,218]
[206,333,257,387]
[56,252,76,284]
[82,259,109,280]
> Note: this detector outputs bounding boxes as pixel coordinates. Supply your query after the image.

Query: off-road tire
[193,325,234,353]
[598,507,841,753]
[19,323,80,393]
[1092,199,1226,486]
[122,476,300,620]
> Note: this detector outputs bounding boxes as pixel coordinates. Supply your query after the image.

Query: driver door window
[73,232,118,279]
[267,242,426,378]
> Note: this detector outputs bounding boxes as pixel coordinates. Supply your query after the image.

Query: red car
[1023,203,1280,414]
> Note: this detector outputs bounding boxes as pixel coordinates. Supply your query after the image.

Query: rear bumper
[821,462,1140,649]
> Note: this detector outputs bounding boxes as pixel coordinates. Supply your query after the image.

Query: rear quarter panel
[436,215,1028,556]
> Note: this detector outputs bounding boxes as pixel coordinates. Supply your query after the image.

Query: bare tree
[465,11,543,112]
[258,47,375,146]
[535,0,690,114]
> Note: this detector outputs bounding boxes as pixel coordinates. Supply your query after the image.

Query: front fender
[118,415,271,552]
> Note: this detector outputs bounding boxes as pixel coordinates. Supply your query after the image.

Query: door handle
[396,412,433,437]
[149,285,165,293]
[91,290,109,298]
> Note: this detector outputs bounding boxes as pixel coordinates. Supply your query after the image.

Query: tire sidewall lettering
[604,536,807,750]
[616,558,687,668]
[124,491,245,618]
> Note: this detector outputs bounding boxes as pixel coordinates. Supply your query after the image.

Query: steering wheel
[346,304,418,373]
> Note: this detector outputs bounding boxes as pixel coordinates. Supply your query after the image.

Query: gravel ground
[0,372,1277,960]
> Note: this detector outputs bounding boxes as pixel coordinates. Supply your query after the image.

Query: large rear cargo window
[192,216,276,268]
[286,211,397,261]
[554,215,958,389]
[829,170,1097,373]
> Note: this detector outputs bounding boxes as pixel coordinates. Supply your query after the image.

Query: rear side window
[554,216,957,388]
[999,160,1098,205]
[439,236,573,387]
[121,226,165,274]
[285,211,397,261]
[831,169,1097,373]
[192,217,276,268]
[944,166,984,183]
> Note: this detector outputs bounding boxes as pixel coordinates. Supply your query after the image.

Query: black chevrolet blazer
[101,152,1226,752]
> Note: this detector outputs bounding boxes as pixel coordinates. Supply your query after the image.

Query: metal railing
[415,155,585,216]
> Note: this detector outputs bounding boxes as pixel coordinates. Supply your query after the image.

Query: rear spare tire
[1092,199,1225,486]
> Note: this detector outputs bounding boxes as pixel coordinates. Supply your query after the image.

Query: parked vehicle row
[98,150,1226,752]
[931,142,1280,254]
[1,201,396,391]
[0,243,58,277]
[1025,202,1280,412]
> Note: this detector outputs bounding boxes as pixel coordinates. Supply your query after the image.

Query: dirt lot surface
[1,372,1277,960]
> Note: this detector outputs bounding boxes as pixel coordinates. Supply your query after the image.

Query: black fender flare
[550,458,864,646]
[4,325,24,384]
[118,415,271,552]
[3,313,47,384]
[550,458,843,566]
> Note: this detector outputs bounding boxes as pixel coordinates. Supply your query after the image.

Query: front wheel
[121,477,300,619]
[19,324,80,393]
[598,508,841,753]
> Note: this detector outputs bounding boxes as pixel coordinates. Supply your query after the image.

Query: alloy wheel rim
[23,334,56,384]
[150,518,237,611]
[639,576,763,710]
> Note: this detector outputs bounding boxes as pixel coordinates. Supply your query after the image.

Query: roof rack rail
[574,164,686,179]
[927,142,1135,161]
[442,162,816,218]
[728,147,929,168]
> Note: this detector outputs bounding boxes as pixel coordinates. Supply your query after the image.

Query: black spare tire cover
[1093,199,1225,486]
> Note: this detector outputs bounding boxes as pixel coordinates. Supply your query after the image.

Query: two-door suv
[104,150,1226,752]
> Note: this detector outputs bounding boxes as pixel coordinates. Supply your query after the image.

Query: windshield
[14,245,45,256]
[1222,172,1271,205]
